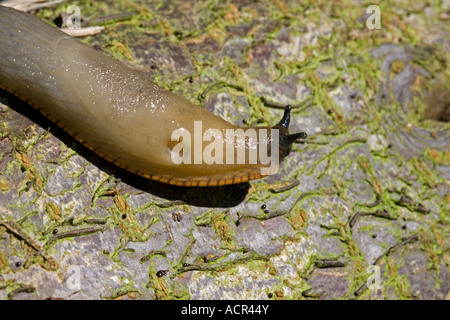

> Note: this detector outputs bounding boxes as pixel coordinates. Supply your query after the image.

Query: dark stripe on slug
[208,180,218,187]
[159,177,169,184]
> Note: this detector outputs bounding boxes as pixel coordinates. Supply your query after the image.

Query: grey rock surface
[0,0,448,300]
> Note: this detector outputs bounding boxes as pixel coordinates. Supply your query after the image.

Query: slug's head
[273,105,307,160]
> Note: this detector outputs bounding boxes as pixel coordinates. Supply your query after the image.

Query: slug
[0,6,306,187]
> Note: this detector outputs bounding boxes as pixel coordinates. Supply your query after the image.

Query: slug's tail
[273,105,307,160]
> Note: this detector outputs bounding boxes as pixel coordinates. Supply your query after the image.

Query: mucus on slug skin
[0,6,307,187]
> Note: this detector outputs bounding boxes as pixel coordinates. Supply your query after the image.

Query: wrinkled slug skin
[0,6,297,187]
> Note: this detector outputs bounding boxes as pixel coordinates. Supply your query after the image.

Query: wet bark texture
[0,0,449,299]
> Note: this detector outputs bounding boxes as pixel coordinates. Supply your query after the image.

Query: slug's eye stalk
[277,104,293,128]
[273,105,307,160]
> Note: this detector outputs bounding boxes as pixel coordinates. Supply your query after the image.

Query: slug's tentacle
[276,104,294,129]
[273,105,308,159]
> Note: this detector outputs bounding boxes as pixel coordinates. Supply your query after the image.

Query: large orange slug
[0,6,306,187]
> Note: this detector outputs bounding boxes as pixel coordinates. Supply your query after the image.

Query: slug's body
[0,6,306,186]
